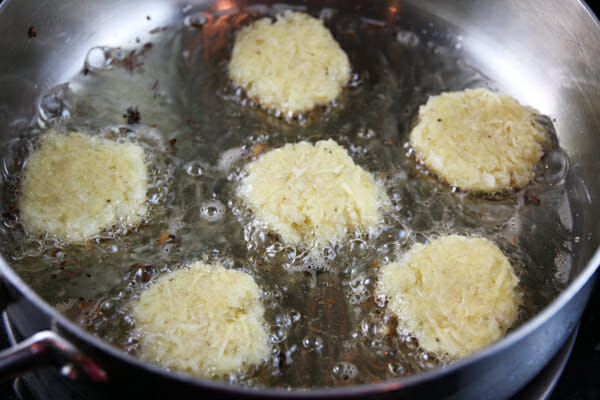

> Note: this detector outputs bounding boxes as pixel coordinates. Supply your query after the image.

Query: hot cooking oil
[0,5,573,388]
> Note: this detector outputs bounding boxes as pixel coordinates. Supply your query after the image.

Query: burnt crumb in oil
[27,26,37,38]
[167,138,177,154]
[131,264,156,283]
[523,189,542,205]
[123,106,141,124]
[112,42,154,72]
[149,26,169,34]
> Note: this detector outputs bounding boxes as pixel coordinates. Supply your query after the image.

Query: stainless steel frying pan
[0,0,599,399]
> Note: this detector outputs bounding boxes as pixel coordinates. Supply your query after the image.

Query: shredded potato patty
[239,139,385,247]
[229,11,351,115]
[19,131,148,243]
[409,88,549,193]
[133,262,270,377]
[377,235,520,358]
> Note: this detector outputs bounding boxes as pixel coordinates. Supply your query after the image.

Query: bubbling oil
[0,5,573,389]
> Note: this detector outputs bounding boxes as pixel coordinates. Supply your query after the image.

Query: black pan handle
[0,328,108,383]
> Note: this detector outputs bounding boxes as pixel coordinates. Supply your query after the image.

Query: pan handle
[0,317,107,383]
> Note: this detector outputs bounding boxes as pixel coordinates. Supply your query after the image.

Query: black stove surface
[548,281,600,400]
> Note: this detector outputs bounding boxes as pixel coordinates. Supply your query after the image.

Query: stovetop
[548,281,600,400]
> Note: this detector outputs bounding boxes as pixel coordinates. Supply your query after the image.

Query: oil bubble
[199,200,225,222]
[184,160,204,177]
[148,192,162,205]
[282,246,297,261]
[2,210,17,229]
[184,12,210,28]
[217,147,246,172]
[23,239,43,257]
[374,293,387,308]
[38,84,75,126]
[371,338,384,350]
[304,258,330,272]
[283,344,298,366]
[361,318,377,336]
[554,252,571,285]
[396,30,420,47]
[269,325,287,343]
[288,310,301,324]
[1,137,28,178]
[332,362,358,381]
[348,274,371,305]
[84,46,124,71]
[302,335,324,352]
[266,242,284,257]
[286,252,333,273]
[357,128,375,140]
[387,362,409,377]
[273,312,289,326]
[347,238,369,258]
